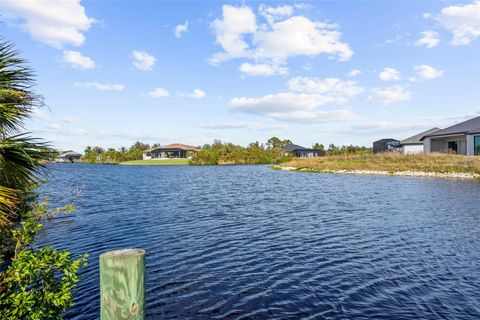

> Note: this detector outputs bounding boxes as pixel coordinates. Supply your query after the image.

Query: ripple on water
[37,164,480,319]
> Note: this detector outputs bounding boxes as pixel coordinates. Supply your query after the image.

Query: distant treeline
[190,139,291,165]
[82,141,153,163]
[77,138,372,164]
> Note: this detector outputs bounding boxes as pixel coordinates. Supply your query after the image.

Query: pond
[37,164,480,319]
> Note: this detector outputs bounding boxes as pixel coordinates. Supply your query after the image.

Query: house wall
[423,138,431,153]
[143,152,152,160]
[402,144,423,154]
[428,135,467,155]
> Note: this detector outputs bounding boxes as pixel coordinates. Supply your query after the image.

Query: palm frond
[0,133,49,190]
[0,186,18,228]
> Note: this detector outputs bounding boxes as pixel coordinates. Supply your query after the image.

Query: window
[475,136,480,155]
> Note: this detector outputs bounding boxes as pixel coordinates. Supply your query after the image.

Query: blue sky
[2,0,480,151]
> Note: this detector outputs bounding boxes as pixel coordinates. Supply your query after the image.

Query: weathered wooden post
[100,249,145,319]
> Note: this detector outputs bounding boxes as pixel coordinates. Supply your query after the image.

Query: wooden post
[100,249,145,320]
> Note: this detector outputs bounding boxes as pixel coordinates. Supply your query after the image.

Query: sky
[2,0,480,151]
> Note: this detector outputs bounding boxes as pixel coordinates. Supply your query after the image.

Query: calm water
[37,164,480,319]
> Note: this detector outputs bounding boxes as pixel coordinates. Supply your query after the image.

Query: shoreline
[272,166,480,180]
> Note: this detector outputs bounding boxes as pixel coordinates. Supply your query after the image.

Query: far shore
[119,159,190,166]
[275,153,480,180]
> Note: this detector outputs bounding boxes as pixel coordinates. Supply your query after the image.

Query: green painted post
[100,249,146,319]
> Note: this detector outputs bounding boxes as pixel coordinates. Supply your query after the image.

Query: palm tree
[0,40,49,227]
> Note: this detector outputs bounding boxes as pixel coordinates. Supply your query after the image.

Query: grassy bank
[119,159,189,165]
[279,153,480,175]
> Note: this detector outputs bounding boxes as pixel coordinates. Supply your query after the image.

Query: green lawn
[119,159,190,166]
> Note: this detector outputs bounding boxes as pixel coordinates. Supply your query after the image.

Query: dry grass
[281,153,480,174]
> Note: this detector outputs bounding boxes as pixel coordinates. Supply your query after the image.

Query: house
[421,116,480,155]
[55,151,82,163]
[143,143,199,160]
[398,128,441,154]
[282,144,325,158]
[373,138,400,153]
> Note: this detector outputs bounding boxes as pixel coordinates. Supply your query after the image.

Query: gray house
[421,116,480,155]
[283,144,325,158]
[55,151,82,163]
[398,128,441,154]
[373,138,400,153]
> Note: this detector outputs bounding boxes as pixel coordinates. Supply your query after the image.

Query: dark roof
[373,138,399,144]
[421,116,480,140]
[282,144,308,152]
[399,128,441,145]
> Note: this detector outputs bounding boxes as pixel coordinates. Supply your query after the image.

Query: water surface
[37,164,480,319]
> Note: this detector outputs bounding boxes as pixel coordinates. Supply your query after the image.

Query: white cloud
[63,116,80,124]
[437,0,480,45]
[367,85,411,105]
[31,107,50,121]
[210,5,352,66]
[200,121,288,131]
[210,5,257,63]
[258,4,293,24]
[46,123,62,131]
[74,82,124,91]
[229,92,356,122]
[132,50,156,71]
[175,20,189,38]
[148,88,170,98]
[379,67,401,81]
[415,30,440,48]
[287,77,364,103]
[423,13,433,19]
[188,89,206,99]
[239,62,288,76]
[413,65,444,79]
[348,69,361,77]
[3,0,95,48]
[63,50,95,70]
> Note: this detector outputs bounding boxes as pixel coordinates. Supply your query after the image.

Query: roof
[399,128,441,145]
[57,151,82,157]
[421,116,480,140]
[145,143,199,152]
[373,138,399,144]
[282,144,307,152]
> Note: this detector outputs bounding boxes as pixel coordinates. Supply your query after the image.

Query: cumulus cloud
[379,67,401,81]
[63,50,95,70]
[239,63,288,76]
[348,69,361,77]
[287,77,364,103]
[258,4,294,24]
[74,82,124,91]
[210,5,353,71]
[148,88,170,98]
[230,92,356,122]
[188,89,206,99]
[132,50,156,71]
[2,0,95,48]
[175,20,189,38]
[367,85,411,105]
[415,30,440,48]
[413,65,444,79]
[437,0,480,45]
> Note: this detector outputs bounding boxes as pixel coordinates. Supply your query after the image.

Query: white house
[421,116,480,155]
[398,128,441,154]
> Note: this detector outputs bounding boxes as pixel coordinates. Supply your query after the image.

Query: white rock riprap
[273,166,480,180]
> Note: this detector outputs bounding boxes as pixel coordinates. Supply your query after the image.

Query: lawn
[119,159,190,165]
[280,153,480,174]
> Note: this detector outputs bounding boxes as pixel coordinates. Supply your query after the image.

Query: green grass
[119,159,190,166]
